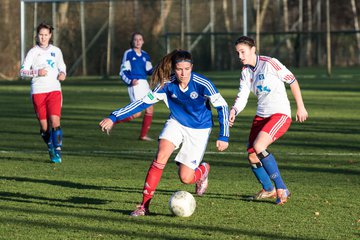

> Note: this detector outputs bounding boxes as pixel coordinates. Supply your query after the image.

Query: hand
[296,107,308,123]
[132,79,139,86]
[229,108,236,127]
[216,140,229,152]
[38,68,47,76]
[99,118,114,135]
[58,72,66,81]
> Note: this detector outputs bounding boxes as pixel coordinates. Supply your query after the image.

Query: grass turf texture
[0,68,359,239]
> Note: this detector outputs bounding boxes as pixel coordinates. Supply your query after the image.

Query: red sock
[140,113,153,138]
[190,163,208,184]
[116,115,135,123]
[141,160,165,208]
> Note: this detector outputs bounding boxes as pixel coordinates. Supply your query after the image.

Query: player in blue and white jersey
[20,22,66,163]
[119,32,154,141]
[229,36,308,205]
[100,50,229,217]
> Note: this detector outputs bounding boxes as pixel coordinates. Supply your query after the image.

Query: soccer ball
[169,191,196,217]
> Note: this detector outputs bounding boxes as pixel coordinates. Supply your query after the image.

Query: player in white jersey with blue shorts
[20,22,66,163]
[119,32,154,141]
[229,36,308,205]
[100,50,229,216]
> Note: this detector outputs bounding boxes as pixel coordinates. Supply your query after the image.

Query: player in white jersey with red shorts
[20,22,66,163]
[229,36,308,205]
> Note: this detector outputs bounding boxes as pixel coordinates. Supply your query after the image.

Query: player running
[229,36,308,205]
[20,22,66,163]
[119,32,154,141]
[100,50,229,216]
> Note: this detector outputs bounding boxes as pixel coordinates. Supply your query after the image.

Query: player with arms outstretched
[229,36,308,205]
[119,32,154,141]
[100,50,229,216]
[20,22,66,163]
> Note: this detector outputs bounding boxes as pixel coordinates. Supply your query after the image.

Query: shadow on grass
[0,205,323,240]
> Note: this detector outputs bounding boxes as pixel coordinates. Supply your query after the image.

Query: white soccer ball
[169,191,196,217]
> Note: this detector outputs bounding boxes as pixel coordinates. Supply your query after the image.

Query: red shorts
[247,113,291,153]
[32,91,62,120]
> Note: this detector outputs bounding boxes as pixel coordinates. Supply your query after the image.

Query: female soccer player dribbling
[119,32,154,141]
[20,22,66,163]
[229,36,308,205]
[100,50,229,216]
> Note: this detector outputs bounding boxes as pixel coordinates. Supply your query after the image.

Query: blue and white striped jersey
[119,49,153,86]
[109,72,230,142]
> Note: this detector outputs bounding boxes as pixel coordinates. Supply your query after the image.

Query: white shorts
[159,118,211,170]
[128,79,151,102]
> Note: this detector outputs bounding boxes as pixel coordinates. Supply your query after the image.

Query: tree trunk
[351,0,360,64]
[306,0,312,65]
[152,0,172,37]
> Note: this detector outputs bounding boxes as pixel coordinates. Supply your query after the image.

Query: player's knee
[179,174,192,184]
[248,153,259,164]
[253,143,267,154]
[133,112,142,118]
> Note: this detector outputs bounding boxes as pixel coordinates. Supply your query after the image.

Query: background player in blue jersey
[119,32,154,141]
[100,50,229,216]
[229,36,308,205]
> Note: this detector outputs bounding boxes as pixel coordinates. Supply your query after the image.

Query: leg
[131,139,175,216]
[254,131,290,204]
[139,105,154,140]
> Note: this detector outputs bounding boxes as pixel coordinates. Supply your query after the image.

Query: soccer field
[0,68,359,239]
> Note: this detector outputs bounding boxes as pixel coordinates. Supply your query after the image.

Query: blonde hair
[150,49,193,89]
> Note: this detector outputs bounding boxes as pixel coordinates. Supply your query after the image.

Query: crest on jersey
[258,74,265,80]
[190,91,198,99]
[143,57,146,62]
[51,52,55,57]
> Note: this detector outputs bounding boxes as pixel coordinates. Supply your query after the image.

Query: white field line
[0,149,359,156]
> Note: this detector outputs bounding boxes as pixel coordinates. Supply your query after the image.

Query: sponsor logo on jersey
[51,52,55,57]
[256,85,271,93]
[147,92,154,100]
[190,91,198,99]
[46,59,55,68]
[171,93,177,98]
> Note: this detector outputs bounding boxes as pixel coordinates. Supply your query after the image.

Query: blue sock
[260,153,287,190]
[40,130,53,150]
[52,127,62,156]
[251,163,274,192]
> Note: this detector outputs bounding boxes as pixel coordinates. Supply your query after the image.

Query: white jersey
[232,55,296,118]
[20,44,66,94]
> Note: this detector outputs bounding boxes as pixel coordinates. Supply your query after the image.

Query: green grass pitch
[0,68,359,239]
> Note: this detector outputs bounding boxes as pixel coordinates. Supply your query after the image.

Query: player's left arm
[145,54,153,75]
[207,86,230,151]
[57,49,67,81]
[272,58,308,123]
[289,80,308,122]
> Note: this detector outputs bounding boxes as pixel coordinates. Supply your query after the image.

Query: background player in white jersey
[20,22,66,163]
[229,36,308,205]
[99,50,229,216]
[119,32,154,141]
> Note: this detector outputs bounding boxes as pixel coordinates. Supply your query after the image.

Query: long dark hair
[150,49,193,88]
[36,22,54,46]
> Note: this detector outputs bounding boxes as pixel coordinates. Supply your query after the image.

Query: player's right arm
[20,48,47,78]
[99,88,166,133]
[229,71,251,127]
[119,50,134,86]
